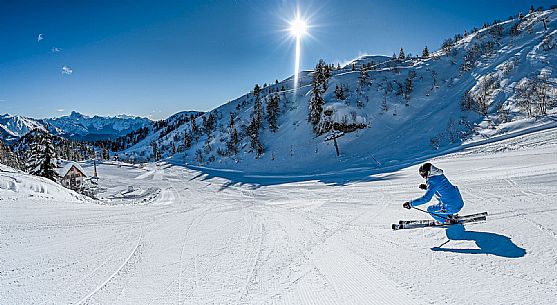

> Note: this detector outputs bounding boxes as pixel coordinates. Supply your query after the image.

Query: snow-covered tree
[334,84,347,100]
[398,48,405,60]
[309,59,330,134]
[0,139,21,169]
[442,38,454,53]
[248,84,264,157]
[184,132,192,149]
[422,46,430,58]
[533,70,554,115]
[25,132,59,181]
[266,93,280,132]
[359,66,370,88]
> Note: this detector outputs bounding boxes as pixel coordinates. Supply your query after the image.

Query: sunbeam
[289,13,309,91]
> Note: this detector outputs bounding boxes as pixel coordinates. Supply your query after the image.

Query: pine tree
[422,46,430,58]
[381,98,389,113]
[308,59,332,134]
[309,62,325,133]
[229,128,238,156]
[227,113,239,156]
[191,117,198,135]
[398,48,406,60]
[39,135,58,181]
[102,147,110,160]
[266,93,280,132]
[0,139,20,169]
[359,66,370,87]
[25,133,58,181]
[184,132,192,149]
[248,84,264,157]
[334,85,346,100]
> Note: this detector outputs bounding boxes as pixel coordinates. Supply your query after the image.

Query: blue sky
[0,0,553,119]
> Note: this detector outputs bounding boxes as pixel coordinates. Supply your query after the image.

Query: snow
[0,164,86,202]
[1,127,557,304]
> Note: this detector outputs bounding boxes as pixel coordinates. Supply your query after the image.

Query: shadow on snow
[178,163,402,190]
[432,224,526,258]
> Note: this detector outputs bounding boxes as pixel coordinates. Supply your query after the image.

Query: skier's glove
[419,183,427,190]
[403,201,412,209]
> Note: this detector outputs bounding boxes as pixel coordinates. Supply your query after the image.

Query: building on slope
[60,162,87,190]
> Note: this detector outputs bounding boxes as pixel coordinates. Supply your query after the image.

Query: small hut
[60,162,87,190]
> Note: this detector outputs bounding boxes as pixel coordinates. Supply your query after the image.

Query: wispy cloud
[37,33,44,42]
[51,47,62,53]
[57,109,65,112]
[61,66,73,75]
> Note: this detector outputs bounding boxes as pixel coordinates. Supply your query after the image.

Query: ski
[398,212,488,225]
[392,214,487,230]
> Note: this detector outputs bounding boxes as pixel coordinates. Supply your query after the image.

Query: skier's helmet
[419,163,432,179]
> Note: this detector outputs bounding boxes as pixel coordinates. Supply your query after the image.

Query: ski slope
[1,128,557,304]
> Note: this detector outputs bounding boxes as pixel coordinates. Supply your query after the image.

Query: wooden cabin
[60,163,87,190]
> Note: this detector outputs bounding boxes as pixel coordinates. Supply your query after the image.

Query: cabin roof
[60,162,87,177]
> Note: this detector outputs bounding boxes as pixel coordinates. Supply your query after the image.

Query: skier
[403,162,464,224]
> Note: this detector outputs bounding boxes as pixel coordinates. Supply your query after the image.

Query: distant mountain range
[0,111,152,143]
[44,111,152,141]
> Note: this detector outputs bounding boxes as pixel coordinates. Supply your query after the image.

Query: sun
[288,14,309,91]
[289,17,308,38]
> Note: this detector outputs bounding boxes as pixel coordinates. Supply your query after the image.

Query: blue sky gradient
[0,0,553,119]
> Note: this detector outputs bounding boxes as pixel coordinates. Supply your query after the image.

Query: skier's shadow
[431,224,526,258]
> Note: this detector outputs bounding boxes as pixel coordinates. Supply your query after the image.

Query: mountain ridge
[117,8,557,174]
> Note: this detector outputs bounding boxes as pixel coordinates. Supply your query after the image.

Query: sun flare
[289,15,309,91]
[289,17,307,38]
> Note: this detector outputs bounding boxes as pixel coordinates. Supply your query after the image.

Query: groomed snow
[1,128,557,304]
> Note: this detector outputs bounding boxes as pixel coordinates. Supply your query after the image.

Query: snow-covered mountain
[44,111,152,141]
[0,114,48,143]
[120,9,557,174]
[0,111,153,143]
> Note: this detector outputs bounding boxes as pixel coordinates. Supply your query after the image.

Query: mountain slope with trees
[119,8,557,174]
[116,10,557,173]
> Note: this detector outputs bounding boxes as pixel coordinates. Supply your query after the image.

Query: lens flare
[289,15,308,90]
[289,17,307,39]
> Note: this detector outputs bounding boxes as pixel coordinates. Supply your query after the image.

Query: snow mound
[0,164,86,202]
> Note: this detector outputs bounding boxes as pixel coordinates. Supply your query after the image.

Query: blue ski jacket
[410,166,464,213]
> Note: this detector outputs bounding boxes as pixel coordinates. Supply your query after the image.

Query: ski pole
[412,206,451,221]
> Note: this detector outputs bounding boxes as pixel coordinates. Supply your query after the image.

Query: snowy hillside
[121,9,557,175]
[44,111,152,141]
[0,164,86,202]
[1,127,556,304]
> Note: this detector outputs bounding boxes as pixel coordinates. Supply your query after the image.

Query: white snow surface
[1,127,557,304]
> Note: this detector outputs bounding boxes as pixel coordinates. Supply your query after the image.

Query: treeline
[91,112,203,154]
[4,129,94,181]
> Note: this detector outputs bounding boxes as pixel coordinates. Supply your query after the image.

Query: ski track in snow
[2,128,557,304]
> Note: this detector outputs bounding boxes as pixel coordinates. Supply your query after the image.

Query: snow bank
[0,164,85,202]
